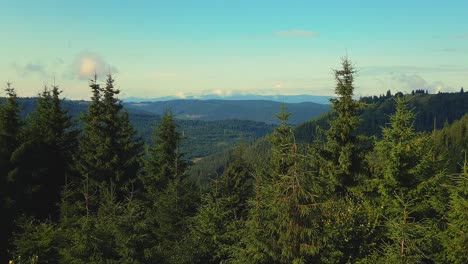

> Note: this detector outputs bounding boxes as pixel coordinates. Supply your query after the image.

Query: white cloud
[275,83,284,90]
[175,91,186,98]
[70,51,118,80]
[212,89,223,96]
[275,30,318,37]
[390,73,452,93]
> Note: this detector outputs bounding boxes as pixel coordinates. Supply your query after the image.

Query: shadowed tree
[141,110,198,263]
[9,84,77,219]
[0,82,23,262]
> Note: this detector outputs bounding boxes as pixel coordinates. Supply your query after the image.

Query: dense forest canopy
[0,58,467,263]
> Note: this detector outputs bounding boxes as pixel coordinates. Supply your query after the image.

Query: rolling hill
[123,94,332,104]
[124,99,330,124]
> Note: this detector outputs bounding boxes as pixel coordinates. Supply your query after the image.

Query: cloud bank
[391,73,450,93]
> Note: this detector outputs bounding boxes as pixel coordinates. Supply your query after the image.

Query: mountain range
[124,99,330,124]
[123,94,333,104]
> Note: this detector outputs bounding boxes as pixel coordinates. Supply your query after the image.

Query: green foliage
[11,217,60,264]
[141,110,199,263]
[443,156,468,263]
[9,85,77,219]
[125,99,330,125]
[432,114,468,173]
[0,83,23,261]
[365,97,450,262]
[188,144,254,263]
[296,91,468,144]
[3,96,276,160]
[236,105,324,263]
[74,74,143,192]
[3,59,468,264]
[321,57,364,192]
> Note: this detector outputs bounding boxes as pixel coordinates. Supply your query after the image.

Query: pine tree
[74,74,142,194]
[443,154,468,263]
[0,82,22,198]
[366,96,448,262]
[386,90,392,98]
[143,110,186,194]
[9,85,77,219]
[188,143,254,263]
[322,57,363,194]
[142,110,198,263]
[47,75,145,262]
[237,105,322,263]
[0,82,23,262]
[310,59,376,263]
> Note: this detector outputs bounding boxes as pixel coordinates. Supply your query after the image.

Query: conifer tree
[237,105,321,263]
[188,143,254,263]
[74,74,142,193]
[142,110,198,263]
[143,110,186,193]
[0,82,22,261]
[322,57,363,193]
[310,59,376,263]
[0,83,22,198]
[366,96,448,262]
[9,85,77,219]
[443,154,468,263]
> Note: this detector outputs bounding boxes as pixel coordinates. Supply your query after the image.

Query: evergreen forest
[1,58,467,264]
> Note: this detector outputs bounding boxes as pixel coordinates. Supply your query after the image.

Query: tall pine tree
[188,143,254,263]
[365,96,448,262]
[141,110,198,263]
[0,82,23,262]
[321,57,363,193]
[237,105,321,263]
[74,74,143,194]
[9,85,77,219]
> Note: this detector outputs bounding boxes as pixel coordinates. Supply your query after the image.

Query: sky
[0,0,467,100]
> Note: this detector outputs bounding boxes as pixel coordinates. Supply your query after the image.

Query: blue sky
[1,0,467,99]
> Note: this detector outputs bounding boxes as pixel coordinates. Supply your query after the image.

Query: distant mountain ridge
[0,97,277,159]
[123,94,333,104]
[124,99,330,124]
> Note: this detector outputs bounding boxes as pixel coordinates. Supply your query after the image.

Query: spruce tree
[188,144,254,263]
[142,110,198,263]
[366,96,448,262]
[310,59,376,263]
[322,57,363,193]
[443,154,467,263]
[237,105,321,263]
[9,85,77,219]
[0,82,22,200]
[143,110,185,194]
[0,82,22,262]
[74,74,142,193]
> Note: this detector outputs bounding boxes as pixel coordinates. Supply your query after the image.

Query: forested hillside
[0,97,275,159]
[295,91,468,143]
[191,91,468,185]
[125,99,330,124]
[0,58,467,263]
[132,114,275,159]
[124,94,332,104]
